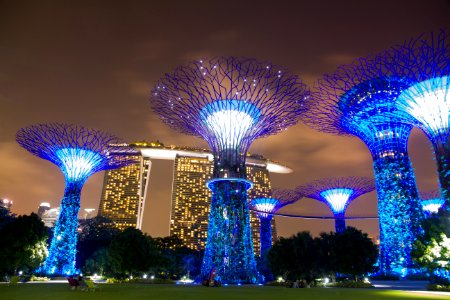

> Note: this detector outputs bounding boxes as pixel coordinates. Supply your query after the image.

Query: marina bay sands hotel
[98,141,291,254]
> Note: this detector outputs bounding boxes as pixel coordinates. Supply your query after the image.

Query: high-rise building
[170,155,213,250]
[98,154,151,230]
[98,141,291,254]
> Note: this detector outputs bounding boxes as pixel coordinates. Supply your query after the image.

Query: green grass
[0,284,448,300]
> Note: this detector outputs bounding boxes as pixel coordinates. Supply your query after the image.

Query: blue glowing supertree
[150,57,309,283]
[16,123,135,275]
[380,30,450,208]
[249,188,300,256]
[303,54,425,275]
[296,177,375,233]
[420,190,446,217]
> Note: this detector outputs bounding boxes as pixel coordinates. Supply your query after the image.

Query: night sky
[1,0,449,239]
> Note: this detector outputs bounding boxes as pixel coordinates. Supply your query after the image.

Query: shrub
[30,275,50,281]
[9,276,20,285]
[426,284,450,292]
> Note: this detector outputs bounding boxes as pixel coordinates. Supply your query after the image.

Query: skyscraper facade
[170,155,213,250]
[98,154,151,230]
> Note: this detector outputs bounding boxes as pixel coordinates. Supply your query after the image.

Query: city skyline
[1,1,449,240]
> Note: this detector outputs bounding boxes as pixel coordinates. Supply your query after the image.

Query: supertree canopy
[420,190,446,216]
[296,177,375,233]
[150,57,309,283]
[303,53,425,275]
[382,30,450,207]
[16,123,135,275]
[249,188,300,256]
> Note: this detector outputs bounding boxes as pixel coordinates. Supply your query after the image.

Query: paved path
[372,280,427,290]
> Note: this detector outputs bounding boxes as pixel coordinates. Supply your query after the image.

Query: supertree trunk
[433,137,450,209]
[372,152,423,275]
[334,214,346,233]
[42,180,85,275]
[259,217,273,257]
[201,179,259,283]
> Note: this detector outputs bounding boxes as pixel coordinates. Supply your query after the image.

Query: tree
[76,216,119,271]
[154,235,203,279]
[83,248,110,276]
[107,228,163,278]
[0,213,48,275]
[412,210,450,283]
[268,232,323,286]
[330,227,378,280]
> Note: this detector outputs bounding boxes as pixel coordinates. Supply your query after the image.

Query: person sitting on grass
[78,275,87,291]
[67,276,79,290]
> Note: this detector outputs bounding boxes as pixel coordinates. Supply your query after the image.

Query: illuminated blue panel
[320,188,354,215]
[55,148,103,182]
[251,198,280,218]
[422,199,446,215]
[200,100,260,151]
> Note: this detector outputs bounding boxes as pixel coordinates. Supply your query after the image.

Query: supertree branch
[249,188,300,217]
[151,57,309,140]
[302,44,425,275]
[150,57,309,284]
[296,177,375,233]
[420,190,446,216]
[249,188,300,256]
[16,123,135,275]
[16,123,136,181]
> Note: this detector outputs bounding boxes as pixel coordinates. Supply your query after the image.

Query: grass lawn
[0,283,448,300]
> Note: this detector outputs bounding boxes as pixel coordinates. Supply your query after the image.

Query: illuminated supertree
[304,53,425,275]
[150,57,309,283]
[249,188,300,256]
[16,123,135,275]
[382,30,450,207]
[420,190,446,217]
[296,177,375,233]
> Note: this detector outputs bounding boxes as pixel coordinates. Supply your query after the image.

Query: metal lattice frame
[303,48,425,275]
[16,123,135,275]
[249,188,300,256]
[151,57,309,178]
[297,177,375,233]
[150,57,309,283]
